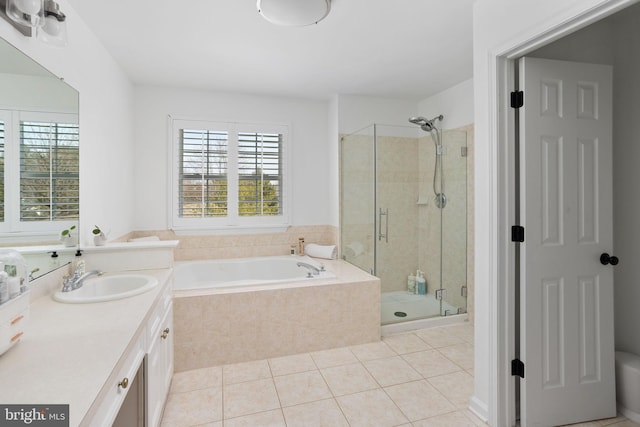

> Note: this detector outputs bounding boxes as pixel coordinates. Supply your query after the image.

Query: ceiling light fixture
[257,0,331,26]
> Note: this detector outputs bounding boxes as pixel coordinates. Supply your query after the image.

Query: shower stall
[340,122,469,325]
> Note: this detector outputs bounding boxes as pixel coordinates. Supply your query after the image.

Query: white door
[520,57,616,426]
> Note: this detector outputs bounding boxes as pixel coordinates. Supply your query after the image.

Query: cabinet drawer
[0,308,29,356]
[82,332,145,427]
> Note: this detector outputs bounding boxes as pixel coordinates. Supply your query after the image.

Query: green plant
[60,224,76,238]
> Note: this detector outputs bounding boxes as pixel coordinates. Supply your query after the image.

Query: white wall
[611,9,640,357]
[473,0,638,424]
[132,86,333,230]
[417,78,474,129]
[337,95,418,134]
[0,1,136,245]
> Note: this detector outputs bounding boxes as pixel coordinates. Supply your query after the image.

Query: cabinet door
[147,304,173,427]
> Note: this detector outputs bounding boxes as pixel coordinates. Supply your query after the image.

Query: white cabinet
[146,297,173,427]
[84,333,145,427]
[80,273,174,427]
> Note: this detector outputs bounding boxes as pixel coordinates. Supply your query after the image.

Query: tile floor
[160,323,638,427]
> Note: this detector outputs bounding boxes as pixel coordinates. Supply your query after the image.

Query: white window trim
[168,116,291,233]
[0,109,79,236]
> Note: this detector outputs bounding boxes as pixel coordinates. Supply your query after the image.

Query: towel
[305,243,337,260]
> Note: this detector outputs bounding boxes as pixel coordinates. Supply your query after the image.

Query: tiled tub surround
[120,225,338,261]
[0,267,173,426]
[173,259,380,371]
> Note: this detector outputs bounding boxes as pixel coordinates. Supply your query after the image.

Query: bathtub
[171,255,381,371]
[173,255,336,291]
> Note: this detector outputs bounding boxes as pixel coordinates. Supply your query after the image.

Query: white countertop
[0,268,172,426]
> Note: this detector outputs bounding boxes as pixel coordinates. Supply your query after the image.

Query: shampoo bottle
[416,270,427,295]
[407,273,416,293]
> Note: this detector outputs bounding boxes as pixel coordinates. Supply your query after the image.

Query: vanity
[0,263,174,427]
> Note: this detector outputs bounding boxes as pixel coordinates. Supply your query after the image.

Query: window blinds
[176,125,284,222]
[238,132,282,217]
[19,121,79,221]
[179,129,229,218]
[0,121,4,223]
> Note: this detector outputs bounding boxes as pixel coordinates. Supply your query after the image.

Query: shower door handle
[378,208,389,243]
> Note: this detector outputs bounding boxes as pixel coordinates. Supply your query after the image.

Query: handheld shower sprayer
[408,114,447,208]
[408,115,443,132]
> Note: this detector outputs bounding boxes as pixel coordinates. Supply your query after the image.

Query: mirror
[0,37,79,280]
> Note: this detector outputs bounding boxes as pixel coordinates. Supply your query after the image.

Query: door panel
[520,57,616,426]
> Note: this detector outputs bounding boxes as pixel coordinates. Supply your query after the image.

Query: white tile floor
[160,323,638,427]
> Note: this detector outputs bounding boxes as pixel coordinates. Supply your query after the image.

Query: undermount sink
[53,274,159,304]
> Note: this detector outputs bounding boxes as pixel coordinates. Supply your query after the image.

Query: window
[171,119,289,230]
[0,120,5,224]
[0,110,79,234]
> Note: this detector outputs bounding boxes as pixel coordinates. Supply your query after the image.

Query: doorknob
[600,253,619,266]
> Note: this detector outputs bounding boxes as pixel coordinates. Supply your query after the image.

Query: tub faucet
[62,270,103,292]
[297,261,320,277]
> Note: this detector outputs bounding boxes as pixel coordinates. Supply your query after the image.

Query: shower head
[409,116,428,125]
[408,115,443,132]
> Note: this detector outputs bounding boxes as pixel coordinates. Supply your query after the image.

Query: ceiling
[65,0,475,101]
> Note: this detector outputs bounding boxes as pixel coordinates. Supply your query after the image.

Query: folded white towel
[305,243,337,260]
[128,236,160,242]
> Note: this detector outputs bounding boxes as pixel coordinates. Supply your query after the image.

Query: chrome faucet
[297,261,320,277]
[62,269,103,292]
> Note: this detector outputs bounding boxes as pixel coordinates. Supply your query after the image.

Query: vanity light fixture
[1,0,67,44]
[257,0,331,26]
[5,0,44,29]
[37,0,67,46]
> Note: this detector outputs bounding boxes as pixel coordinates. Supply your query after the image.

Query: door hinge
[510,90,524,108]
[511,225,525,242]
[511,359,525,378]
[435,289,447,300]
[461,286,468,298]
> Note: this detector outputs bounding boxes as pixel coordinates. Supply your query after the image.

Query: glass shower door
[340,126,375,275]
[440,129,468,315]
[375,125,421,293]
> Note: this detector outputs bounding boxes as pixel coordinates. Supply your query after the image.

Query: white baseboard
[469,395,490,424]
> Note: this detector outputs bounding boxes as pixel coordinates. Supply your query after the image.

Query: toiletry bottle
[5,264,19,299]
[49,251,59,270]
[0,270,8,304]
[298,237,305,255]
[416,270,427,295]
[407,273,416,293]
[74,259,86,275]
